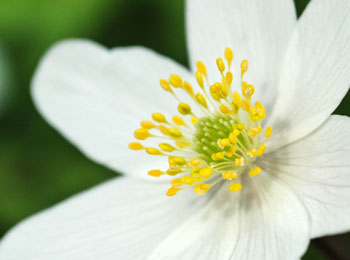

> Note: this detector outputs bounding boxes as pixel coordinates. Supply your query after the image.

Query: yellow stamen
[216,58,225,73]
[178,103,192,115]
[145,147,162,155]
[167,187,180,196]
[224,47,234,66]
[169,74,183,88]
[148,169,164,177]
[196,61,207,77]
[183,81,194,95]
[172,116,186,126]
[222,171,237,180]
[249,167,261,176]
[199,167,213,178]
[159,143,176,152]
[196,71,204,88]
[241,59,248,77]
[160,79,172,92]
[152,112,167,123]
[229,183,242,192]
[256,144,266,156]
[196,93,207,108]
[134,128,150,140]
[235,157,244,166]
[128,142,143,150]
[194,183,211,195]
[265,126,272,138]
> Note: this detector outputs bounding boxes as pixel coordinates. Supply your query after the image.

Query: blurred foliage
[0,0,348,259]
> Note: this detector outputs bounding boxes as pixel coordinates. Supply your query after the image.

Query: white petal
[32,40,194,178]
[262,115,350,238]
[0,177,204,260]
[147,173,310,260]
[267,0,350,151]
[186,0,297,111]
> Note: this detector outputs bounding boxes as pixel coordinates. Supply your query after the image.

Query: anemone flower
[1,0,350,259]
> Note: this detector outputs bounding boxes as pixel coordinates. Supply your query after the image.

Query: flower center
[129,47,272,196]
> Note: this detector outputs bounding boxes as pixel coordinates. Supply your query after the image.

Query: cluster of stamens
[129,47,272,196]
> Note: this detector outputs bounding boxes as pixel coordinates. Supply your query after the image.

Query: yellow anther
[222,171,237,180]
[241,100,250,111]
[158,125,169,135]
[249,102,265,122]
[211,82,222,93]
[232,92,242,113]
[168,156,177,168]
[218,138,230,148]
[224,47,234,65]
[145,147,162,155]
[220,104,231,114]
[148,169,164,177]
[195,93,207,108]
[249,167,262,176]
[248,127,259,138]
[229,133,238,144]
[229,183,242,192]
[181,176,195,185]
[235,157,244,166]
[199,167,213,178]
[216,58,225,73]
[178,103,192,115]
[241,59,248,77]
[172,115,186,126]
[175,140,191,148]
[173,156,186,165]
[265,126,273,138]
[134,128,150,140]
[257,125,263,133]
[152,112,167,123]
[190,167,200,176]
[160,79,172,92]
[159,143,175,152]
[189,158,201,167]
[168,128,183,138]
[196,71,204,88]
[225,72,233,86]
[183,81,194,95]
[194,183,211,195]
[170,178,182,186]
[191,116,198,124]
[233,123,245,130]
[242,82,255,98]
[167,186,180,196]
[141,120,156,129]
[256,144,266,156]
[196,61,207,76]
[248,149,256,157]
[225,151,234,158]
[167,168,182,176]
[216,152,225,160]
[229,145,237,153]
[128,142,143,150]
[169,74,183,88]
[232,129,240,136]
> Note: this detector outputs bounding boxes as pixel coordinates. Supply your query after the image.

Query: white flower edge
[266,0,350,151]
[31,40,195,178]
[0,168,311,260]
[263,115,350,238]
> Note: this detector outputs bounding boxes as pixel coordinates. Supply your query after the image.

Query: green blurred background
[0,0,349,259]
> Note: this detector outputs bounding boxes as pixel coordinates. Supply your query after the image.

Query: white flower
[1,0,350,259]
